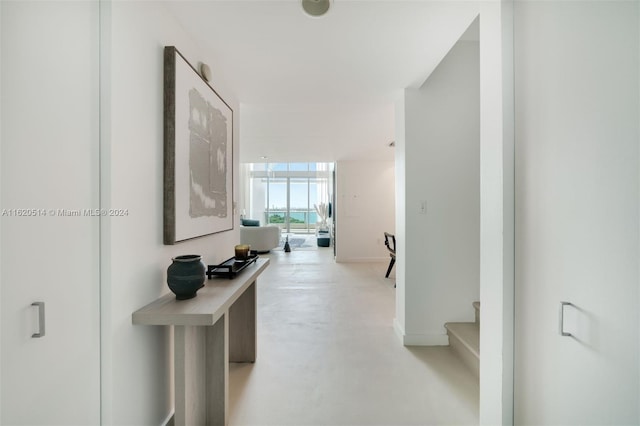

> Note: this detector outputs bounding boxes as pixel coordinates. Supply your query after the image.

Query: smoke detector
[301,0,331,17]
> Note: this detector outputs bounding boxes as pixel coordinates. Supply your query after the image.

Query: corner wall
[395,40,480,345]
[102,2,240,423]
[0,2,5,421]
[394,97,407,331]
[478,2,514,423]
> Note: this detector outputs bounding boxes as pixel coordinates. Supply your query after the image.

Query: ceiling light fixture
[301,0,331,17]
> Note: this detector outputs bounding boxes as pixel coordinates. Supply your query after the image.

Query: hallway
[229,248,479,425]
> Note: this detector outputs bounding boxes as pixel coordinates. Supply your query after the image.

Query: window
[246,162,334,234]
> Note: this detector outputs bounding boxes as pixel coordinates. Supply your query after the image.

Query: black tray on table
[206,253,259,279]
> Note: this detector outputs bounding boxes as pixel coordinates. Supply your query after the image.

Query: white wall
[477,2,514,424]
[395,40,480,346]
[1,1,101,423]
[249,172,267,224]
[394,96,407,332]
[102,2,240,423]
[335,160,395,262]
[1,2,3,418]
[514,2,639,424]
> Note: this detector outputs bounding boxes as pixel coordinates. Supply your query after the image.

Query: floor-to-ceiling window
[247,162,334,234]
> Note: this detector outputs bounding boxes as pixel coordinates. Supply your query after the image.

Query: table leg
[228,281,256,362]
[174,314,228,425]
[206,316,228,425]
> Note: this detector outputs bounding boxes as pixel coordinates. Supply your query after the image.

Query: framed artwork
[163,46,234,245]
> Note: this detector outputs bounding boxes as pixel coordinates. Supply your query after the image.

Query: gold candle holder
[234,244,251,260]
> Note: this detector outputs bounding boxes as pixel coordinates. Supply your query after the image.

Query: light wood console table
[132,258,269,426]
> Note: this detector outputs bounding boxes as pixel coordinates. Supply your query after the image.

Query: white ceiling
[163,0,480,162]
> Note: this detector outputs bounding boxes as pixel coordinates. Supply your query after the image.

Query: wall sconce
[199,62,212,82]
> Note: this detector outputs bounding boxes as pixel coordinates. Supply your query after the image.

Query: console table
[132,258,269,426]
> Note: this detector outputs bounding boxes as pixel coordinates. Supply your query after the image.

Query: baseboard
[393,319,450,346]
[403,333,449,346]
[393,318,405,343]
[162,411,174,426]
[335,256,388,263]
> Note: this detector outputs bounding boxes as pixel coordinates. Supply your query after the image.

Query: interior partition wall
[247,163,334,234]
[1,1,101,422]
[513,2,639,424]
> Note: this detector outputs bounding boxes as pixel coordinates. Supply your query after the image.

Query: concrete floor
[229,247,479,426]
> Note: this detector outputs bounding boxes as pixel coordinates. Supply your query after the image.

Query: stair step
[445,322,479,378]
[473,301,480,324]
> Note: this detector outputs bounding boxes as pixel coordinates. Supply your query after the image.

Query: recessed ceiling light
[301,0,331,18]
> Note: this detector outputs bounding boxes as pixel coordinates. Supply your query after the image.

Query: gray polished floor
[229,248,479,425]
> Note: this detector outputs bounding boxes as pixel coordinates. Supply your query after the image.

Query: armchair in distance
[239,219,281,253]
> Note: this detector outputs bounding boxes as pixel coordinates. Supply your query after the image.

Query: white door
[1,1,101,423]
[514,1,639,424]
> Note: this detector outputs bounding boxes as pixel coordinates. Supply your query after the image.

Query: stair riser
[448,332,479,379]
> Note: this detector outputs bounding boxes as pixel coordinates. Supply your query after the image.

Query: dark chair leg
[385,257,395,278]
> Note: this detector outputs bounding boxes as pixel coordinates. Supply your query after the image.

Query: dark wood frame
[164,46,234,244]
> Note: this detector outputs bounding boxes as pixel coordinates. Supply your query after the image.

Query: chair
[384,232,396,278]
[240,224,281,253]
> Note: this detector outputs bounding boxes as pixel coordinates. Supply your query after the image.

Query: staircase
[444,302,480,378]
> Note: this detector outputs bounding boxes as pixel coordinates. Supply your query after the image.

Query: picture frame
[163,46,234,245]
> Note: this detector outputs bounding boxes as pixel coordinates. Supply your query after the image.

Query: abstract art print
[164,46,233,244]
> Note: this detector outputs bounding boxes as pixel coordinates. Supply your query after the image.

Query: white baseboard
[393,318,405,343]
[393,318,450,346]
[335,256,388,263]
[161,411,174,426]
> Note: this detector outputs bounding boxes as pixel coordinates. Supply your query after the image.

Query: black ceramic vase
[167,254,206,300]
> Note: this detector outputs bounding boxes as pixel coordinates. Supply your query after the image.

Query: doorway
[246,162,334,235]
